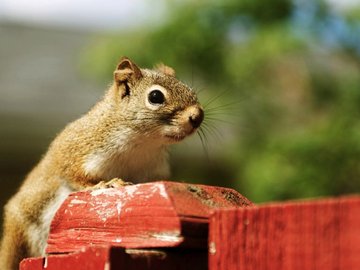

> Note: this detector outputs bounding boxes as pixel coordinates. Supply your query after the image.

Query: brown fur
[0,58,203,269]
[155,63,176,77]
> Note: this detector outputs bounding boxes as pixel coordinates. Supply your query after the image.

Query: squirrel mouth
[165,134,187,142]
[164,128,198,142]
[165,133,189,143]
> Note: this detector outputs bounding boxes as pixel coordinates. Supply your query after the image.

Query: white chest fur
[83,130,170,182]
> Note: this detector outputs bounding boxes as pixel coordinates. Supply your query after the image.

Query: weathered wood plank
[209,196,360,270]
[46,181,252,254]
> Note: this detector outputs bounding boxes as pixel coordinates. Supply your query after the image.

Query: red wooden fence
[209,196,360,270]
[20,181,360,270]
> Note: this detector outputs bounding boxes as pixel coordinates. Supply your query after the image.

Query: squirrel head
[109,57,204,145]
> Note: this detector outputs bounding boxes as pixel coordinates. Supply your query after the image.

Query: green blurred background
[1,0,360,224]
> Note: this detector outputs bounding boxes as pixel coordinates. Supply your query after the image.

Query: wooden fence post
[20,181,252,270]
[20,181,359,269]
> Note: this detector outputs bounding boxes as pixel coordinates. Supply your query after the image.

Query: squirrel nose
[189,107,204,129]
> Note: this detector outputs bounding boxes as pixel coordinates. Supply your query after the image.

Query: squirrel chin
[165,134,187,143]
[164,129,198,144]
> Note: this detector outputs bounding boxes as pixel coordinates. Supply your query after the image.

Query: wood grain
[209,196,360,270]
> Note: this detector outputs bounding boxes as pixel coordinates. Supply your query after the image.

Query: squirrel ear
[114,57,142,83]
[155,63,176,77]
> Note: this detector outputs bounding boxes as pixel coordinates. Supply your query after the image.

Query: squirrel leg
[0,207,29,270]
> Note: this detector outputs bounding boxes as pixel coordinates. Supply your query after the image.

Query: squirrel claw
[106,178,133,188]
[87,178,133,190]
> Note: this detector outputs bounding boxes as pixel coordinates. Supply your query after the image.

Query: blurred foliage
[80,0,360,202]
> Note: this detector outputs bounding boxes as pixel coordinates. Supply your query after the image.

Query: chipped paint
[90,183,168,200]
[116,202,122,222]
[70,199,87,204]
[123,184,140,198]
[154,183,168,199]
[125,207,132,213]
[43,257,48,268]
[103,261,110,270]
[90,188,116,197]
[114,238,122,243]
[88,184,167,224]
[84,184,172,224]
[209,242,216,255]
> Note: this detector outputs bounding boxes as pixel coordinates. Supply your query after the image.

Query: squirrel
[0,57,204,270]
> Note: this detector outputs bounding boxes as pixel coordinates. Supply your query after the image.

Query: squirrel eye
[148,90,165,105]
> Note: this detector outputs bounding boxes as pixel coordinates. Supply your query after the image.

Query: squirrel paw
[105,178,133,188]
[86,178,133,190]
